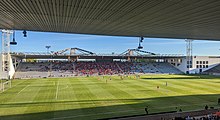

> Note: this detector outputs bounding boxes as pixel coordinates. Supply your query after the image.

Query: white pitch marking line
[55,81,59,100]
[17,85,30,94]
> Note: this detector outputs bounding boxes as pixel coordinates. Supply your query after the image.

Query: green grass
[0,74,220,120]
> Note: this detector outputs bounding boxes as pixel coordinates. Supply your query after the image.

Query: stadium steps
[203,63,220,74]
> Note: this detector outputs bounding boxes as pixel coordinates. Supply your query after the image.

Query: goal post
[1,80,12,92]
[0,80,2,91]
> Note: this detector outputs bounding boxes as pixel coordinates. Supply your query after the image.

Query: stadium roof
[1,0,220,40]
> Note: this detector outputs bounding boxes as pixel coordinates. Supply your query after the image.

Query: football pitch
[0,75,220,120]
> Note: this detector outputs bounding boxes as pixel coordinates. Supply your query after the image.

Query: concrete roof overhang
[1,0,220,40]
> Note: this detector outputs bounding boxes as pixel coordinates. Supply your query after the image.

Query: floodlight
[10,31,17,45]
[45,46,51,54]
[137,37,144,49]
[10,40,17,45]
[138,43,143,49]
[140,37,144,42]
[138,46,143,49]
[23,30,27,37]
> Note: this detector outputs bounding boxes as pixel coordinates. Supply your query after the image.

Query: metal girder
[53,47,95,55]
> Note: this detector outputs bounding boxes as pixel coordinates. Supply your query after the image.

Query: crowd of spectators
[18,61,132,76]
[75,62,132,75]
[17,61,182,76]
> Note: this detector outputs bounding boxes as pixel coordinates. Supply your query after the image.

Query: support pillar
[1,30,13,79]
[185,39,193,74]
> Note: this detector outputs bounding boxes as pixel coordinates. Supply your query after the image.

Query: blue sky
[2,31,220,56]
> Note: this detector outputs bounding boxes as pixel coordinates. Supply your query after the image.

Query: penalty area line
[17,85,30,94]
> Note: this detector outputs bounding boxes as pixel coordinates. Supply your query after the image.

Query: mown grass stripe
[1,75,220,120]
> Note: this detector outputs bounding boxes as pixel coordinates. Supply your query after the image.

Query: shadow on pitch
[0,94,220,120]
